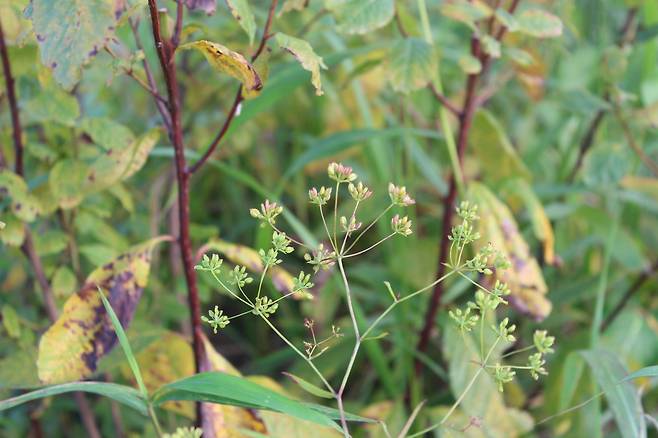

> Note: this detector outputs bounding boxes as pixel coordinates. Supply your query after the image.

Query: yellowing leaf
[274,33,327,96]
[200,335,268,436]
[49,159,90,209]
[469,182,551,320]
[513,48,547,101]
[440,0,492,27]
[470,110,532,183]
[125,331,196,418]
[279,0,309,16]
[178,40,262,99]
[37,237,169,384]
[203,239,298,297]
[225,0,256,45]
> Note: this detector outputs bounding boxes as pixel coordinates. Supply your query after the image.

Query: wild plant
[196,163,555,436]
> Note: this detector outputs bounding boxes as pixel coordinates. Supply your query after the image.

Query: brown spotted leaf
[178,40,262,99]
[0,170,40,222]
[468,182,551,320]
[26,0,122,90]
[203,239,298,297]
[36,237,169,384]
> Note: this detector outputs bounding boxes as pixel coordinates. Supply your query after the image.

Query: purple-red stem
[415,0,520,371]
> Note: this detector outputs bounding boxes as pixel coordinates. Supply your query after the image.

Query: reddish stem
[0,18,23,176]
[415,0,520,371]
[146,0,204,424]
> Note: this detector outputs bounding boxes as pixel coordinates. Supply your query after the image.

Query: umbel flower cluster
[446,202,555,392]
[195,162,555,434]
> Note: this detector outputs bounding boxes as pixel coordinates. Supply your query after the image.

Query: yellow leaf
[125,331,196,418]
[200,335,267,437]
[37,237,169,384]
[503,178,555,265]
[178,40,262,99]
[469,182,551,320]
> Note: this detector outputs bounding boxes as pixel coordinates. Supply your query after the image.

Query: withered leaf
[37,237,169,384]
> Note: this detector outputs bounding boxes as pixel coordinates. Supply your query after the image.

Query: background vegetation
[1,0,658,436]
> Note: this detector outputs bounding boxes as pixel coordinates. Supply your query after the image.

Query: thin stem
[360,270,456,341]
[614,103,658,177]
[210,271,253,307]
[319,205,337,252]
[128,18,172,134]
[256,265,269,299]
[345,204,393,253]
[340,200,360,255]
[259,315,335,394]
[333,181,340,249]
[343,233,396,258]
[410,336,501,437]
[336,257,360,436]
[501,345,535,359]
[148,405,164,438]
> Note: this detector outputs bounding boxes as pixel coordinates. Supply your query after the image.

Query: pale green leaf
[0,381,147,415]
[226,0,256,45]
[325,0,394,35]
[80,117,135,151]
[582,350,647,438]
[458,54,482,74]
[388,38,437,93]
[517,9,563,38]
[26,0,120,89]
[282,372,334,399]
[52,266,78,298]
[2,305,21,339]
[274,33,327,96]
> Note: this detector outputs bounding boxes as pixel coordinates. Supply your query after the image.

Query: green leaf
[470,110,532,183]
[26,0,120,90]
[582,350,647,438]
[623,366,658,382]
[388,38,437,93]
[0,381,147,415]
[49,159,90,209]
[52,266,78,298]
[0,215,26,247]
[80,117,135,151]
[0,170,40,222]
[33,230,69,256]
[517,9,563,38]
[2,305,21,339]
[325,0,394,35]
[152,372,338,430]
[274,33,327,96]
[226,0,256,45]
[98,288,148,398]
[440,0,492,28]
[282,372,334,399]
[458,54,482,74]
